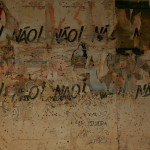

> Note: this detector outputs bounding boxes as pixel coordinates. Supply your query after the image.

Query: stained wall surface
[0,0,150,150]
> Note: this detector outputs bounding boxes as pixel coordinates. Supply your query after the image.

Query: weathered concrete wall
[0,0,150,150]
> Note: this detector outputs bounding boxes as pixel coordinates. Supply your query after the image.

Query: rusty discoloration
[0,0,150,150]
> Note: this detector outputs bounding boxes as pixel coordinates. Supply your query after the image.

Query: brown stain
[48,4,55,34]
[57,17,66,31]
[73,8,85,25]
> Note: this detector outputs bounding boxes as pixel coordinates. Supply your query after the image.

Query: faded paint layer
[0,0,150,150]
